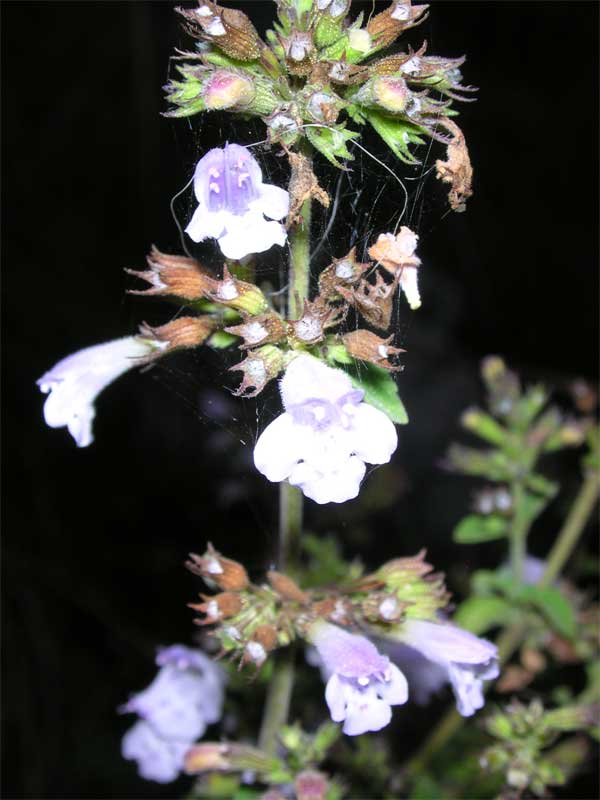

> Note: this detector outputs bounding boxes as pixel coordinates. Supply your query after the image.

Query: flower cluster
[165,0,475,207]
[120,645,225,783]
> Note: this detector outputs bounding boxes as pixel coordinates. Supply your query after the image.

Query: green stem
[539,469,600,587]
[510,479,527,583]
[258,148,313,757]
[403,468,600,779]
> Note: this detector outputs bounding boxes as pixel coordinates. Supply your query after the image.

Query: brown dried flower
[435,118,473,212]
[342,330,405,370]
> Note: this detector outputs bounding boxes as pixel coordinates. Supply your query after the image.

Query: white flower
[311,622,408,736]
[185,143,289,260]
[253,355,398,504]
[121,721,190,784]
[36,336,154,447]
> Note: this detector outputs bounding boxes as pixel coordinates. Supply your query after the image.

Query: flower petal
[185,203,227,243]
[280,355,353,409]
[324,673,347,723]
[218,213,286,259]
[343,689,392,735]
[403,620,497,666]
[122,720,188,783]
[312,623,390,679]
[290,455,365,504]
[350,402,398,464]
[253,183,289,221]
[253,413,304,482]
[447,662,486,717]
[377,663,408,705]
[400,266,421,310]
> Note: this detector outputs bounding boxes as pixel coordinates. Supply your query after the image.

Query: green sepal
[305,123,358,167]
[163,96,207,118]
[453,595,513,635]
[366,110,426,164]
[453,513,508,544]
[203,51,262,73]
[314,15,344,48]
[327,349,408,423]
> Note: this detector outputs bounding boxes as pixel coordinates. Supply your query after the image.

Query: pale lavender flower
[185,143,289,260]
[253,355,398,504]
[120,645,225,783]
[311,622,408,735]
[36,336,154,447]
[398,620,499,717]
[121,721,190,784]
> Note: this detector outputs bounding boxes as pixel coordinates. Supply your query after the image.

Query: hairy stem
[403,467,600,779]
[259,154,313,756]
[539,468,600,587]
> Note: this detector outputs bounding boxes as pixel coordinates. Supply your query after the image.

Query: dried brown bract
[435,118,473,212]
[342,330,405,371]
[287,150,330,226]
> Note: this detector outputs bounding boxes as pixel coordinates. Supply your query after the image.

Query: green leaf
[454,595,513,635]
[209,331,238,349]
[366,110,426,164]
[453,513,509,543]
[352,363,408,423]
[305,124,358,167]
[516,585,576,639]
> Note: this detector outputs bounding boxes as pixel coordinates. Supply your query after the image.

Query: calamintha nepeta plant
[37,2,599,798]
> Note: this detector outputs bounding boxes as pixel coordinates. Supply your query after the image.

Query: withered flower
[342,330,405,371]
[126,246,217,301]
[434,117,474,212]
[186,544,249,591]
[138,316,217,360]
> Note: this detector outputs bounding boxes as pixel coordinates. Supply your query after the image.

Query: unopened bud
[372,76,409,112]
[178,3,262,62]
[362,592,405,623]
[203,70,255,110]
[283,31,315,75]
[348,28,372,54]
[343,330,405,370]
[184,743,230,773]
[267,570,310,604]
[295,770,329,800]
[367,1,429,51]
[186,543,249,591]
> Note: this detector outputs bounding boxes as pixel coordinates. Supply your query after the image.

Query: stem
[539,469,600,587]
[510,479,527,583]
[403,468,600,779]
[259,148,314,756]
[258,652,295,756]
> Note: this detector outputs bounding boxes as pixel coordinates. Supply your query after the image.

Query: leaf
[453,513,509,544]
[305,124,359,167]
[453,595,513,635]
[208,331,238,349]
[366,111,426,164]
[516,585,577,639]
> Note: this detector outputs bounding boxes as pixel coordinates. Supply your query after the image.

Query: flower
[253,355,398,504]
[368,227,422,310]
[120,644,225,783]
[397,620,499,716]
[36,336,154,447]
[185,143,289,260]
[311,622,408,735]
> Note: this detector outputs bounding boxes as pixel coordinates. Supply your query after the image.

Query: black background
[2,1,598,798]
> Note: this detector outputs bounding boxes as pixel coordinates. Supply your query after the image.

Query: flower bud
[342,330,405,371]
[361,592,406,623]
[348,28,372,55]
[267,570,310,604]
[189,591,243,625]
[203,70,255,110]
[185,742,277,775]
[126,246,217,301]
[295,770,329,800]
[138,316,217,359]
[283,31,315,76]
[186,544,249,591]
[230,345,284,397]
[372,76,409,112]
[305,90,340,124]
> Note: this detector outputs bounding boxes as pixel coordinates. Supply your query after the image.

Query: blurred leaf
[509,384,547,431]
[516,585,576,639]
[453,513,508,543]
[209,331,238,349]
[409,773,442,799]
[302,533,361,587]
[461,408,509,446]
[454,595,513,634]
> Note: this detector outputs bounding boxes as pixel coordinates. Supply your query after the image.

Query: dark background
[2,1,598,798]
